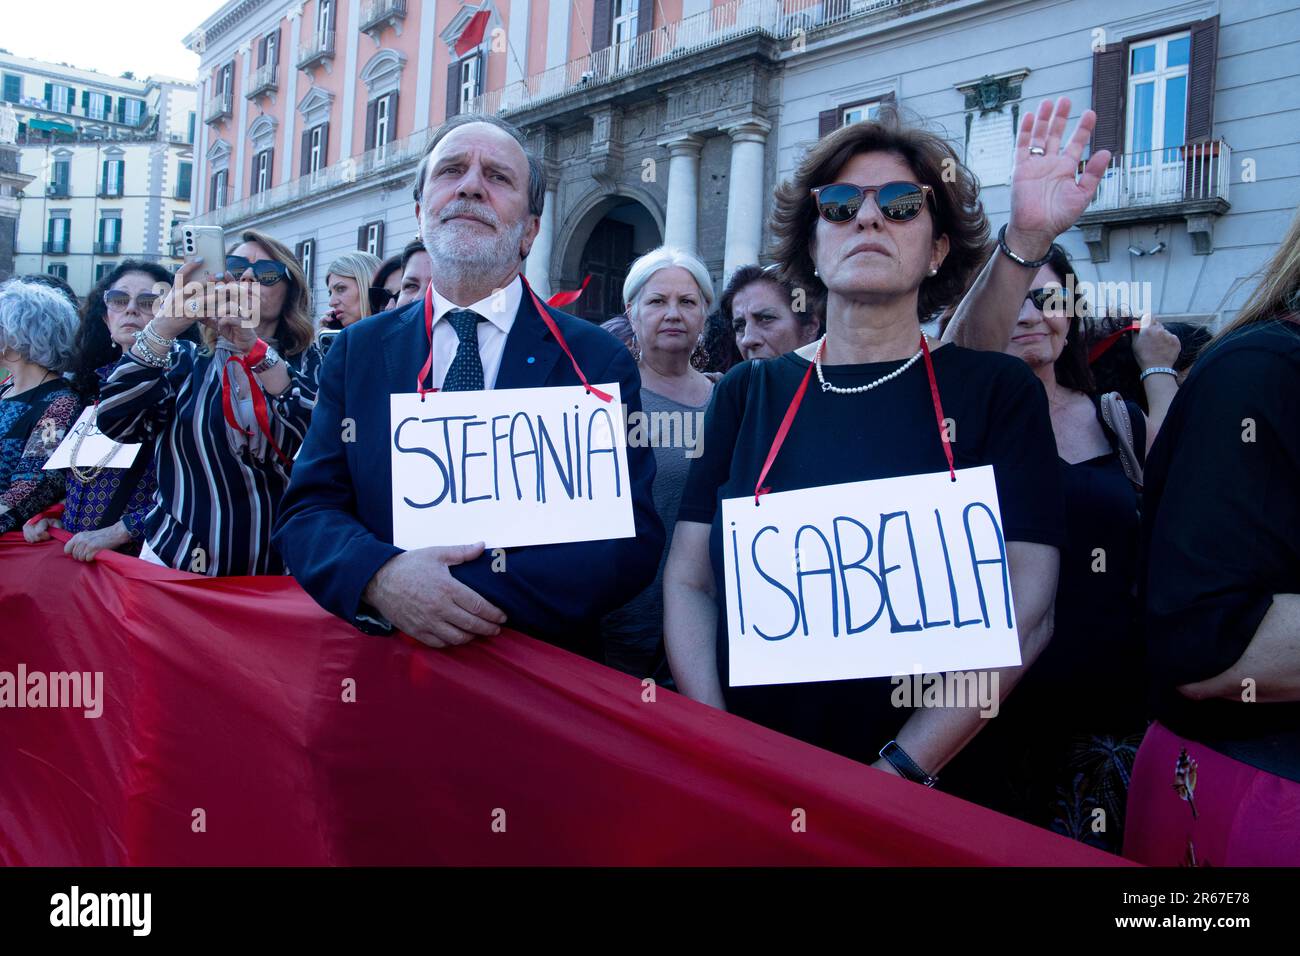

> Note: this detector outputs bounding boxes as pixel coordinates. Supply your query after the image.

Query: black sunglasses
[368,286,396,315]
[225,256,289,286]
[103,290,161,313]
[1026,287,1070,313]
[810,181,934,224]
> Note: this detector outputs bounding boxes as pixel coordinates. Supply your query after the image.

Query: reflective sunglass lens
[818,185,862,222]
[879,183,925,220]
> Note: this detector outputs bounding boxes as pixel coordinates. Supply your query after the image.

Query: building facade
[2,53,197,295]
[185,0,1299,326]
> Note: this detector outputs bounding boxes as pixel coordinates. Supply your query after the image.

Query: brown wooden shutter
[818,108,838,138]
[1186,16,1219,143]
[446,60,460,118]
[265,148,273,187]
[593,0,613,49]
[273,25,281,65]
[252,152,260,193]
[357,224,367,251]
[364,100,377,150]
[1090,45,1127,157]
[319,122,329,165]
[300,130,311,175]
[209,173,218,210]
[387,91,399,139]
[375,221,385,257]
[637,0,653,33]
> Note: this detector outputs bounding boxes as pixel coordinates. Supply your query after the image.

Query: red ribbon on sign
[416,277,613,403]
[753,334,955,505]
[220,339,291,467]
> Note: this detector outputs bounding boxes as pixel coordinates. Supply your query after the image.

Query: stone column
[721,119,771,283]
[659,133,703,253]
[525,186,558,298]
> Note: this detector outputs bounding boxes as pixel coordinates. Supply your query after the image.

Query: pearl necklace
[813,334,927,394]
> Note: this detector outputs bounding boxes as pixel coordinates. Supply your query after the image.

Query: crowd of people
[1,99,1296,866]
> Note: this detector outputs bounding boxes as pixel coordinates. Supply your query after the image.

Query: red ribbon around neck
[753,333,954,506]
[416,277,612,403]
[220,339,291,467]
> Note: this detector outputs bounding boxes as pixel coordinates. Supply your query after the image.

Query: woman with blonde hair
[1126,206,1300,865]
[323,251,382,329]
[97,228,322,576]
[600,245,715,681]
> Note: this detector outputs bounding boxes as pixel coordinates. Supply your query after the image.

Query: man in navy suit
[273,115,664,659]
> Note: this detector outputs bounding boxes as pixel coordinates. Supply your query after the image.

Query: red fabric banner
[0,532,1128,866]
[454,10,491,56]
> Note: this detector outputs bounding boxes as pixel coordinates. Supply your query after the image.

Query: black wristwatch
[879,740,939,788]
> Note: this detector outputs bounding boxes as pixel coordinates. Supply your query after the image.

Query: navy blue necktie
[442,309,485,392]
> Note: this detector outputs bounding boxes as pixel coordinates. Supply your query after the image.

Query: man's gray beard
[424,217,526,279]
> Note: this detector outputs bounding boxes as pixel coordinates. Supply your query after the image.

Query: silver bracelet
[140,320,175,352]
[251,344,282,375]
[1140,366,1178,382]
[131,329,173,369]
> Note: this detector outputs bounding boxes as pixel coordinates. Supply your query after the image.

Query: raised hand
[1007,97,1112,259]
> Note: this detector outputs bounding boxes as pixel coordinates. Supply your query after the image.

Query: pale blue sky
[0,0,227,82]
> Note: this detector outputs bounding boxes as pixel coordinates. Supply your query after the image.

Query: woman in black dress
[664,98,1112,783]
[940,246,1182,851]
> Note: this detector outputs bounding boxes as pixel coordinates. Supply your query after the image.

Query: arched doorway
[561,195,661,323]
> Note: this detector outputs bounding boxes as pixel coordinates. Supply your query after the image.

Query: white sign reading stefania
[721,466,1021,687]
[389,383,635,550]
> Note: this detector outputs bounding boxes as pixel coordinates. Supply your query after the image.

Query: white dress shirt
[425,275,523,390]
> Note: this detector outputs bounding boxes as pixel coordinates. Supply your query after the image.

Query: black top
[1140,318,1300,781]
[678,344,1065,764]
[1012,396,1147,725]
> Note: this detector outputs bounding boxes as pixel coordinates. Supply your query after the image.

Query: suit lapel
[380,299,426,390]
[496,290,563,389]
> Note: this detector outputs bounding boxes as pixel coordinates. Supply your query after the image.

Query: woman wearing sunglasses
[96,229,321,576]
[322,251,382,330]
[939,244,1181,851]
[24,261,178,561]
[666,100,1111,788]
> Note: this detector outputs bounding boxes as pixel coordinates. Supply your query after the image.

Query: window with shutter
[2,73,20,104]
[445,61,460,118]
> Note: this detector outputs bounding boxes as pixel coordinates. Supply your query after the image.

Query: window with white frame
[101,158,124,195]
[295,238,315,289]
[254,149,271,194]
[98,215,122,251]
[459,55,479,114]
[309,124,325,174]
[842,100,884,125]
[362,221,383,257]
[123,98,144,126]
[316,0,333,40]
[1127,32,1190,164]
[374,95,391,149]
[613,0,639,71]
[211,168,228,210]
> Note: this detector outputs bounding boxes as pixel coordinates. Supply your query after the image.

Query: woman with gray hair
[600,245,715,681]
[0,278,84,535]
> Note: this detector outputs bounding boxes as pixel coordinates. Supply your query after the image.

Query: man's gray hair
[411,114,547,217]
[0,278,79,372]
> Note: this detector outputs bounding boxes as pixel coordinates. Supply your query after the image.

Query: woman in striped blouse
[97,230,322,576]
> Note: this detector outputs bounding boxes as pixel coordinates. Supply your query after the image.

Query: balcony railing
[297,29,336,71]
[188,0,906,230]
[44,240,69,255]
[1087,140,1231,213]
[204,91,233,123]
[98,182,124,198]
[361,0,406,34]
[470,0,901,116]
[46,182,70,198]
[94,240,121,255]
[247,63,278,98]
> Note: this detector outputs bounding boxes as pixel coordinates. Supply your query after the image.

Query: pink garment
[1124,721,1300,866]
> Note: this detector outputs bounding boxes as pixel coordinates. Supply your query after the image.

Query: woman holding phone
[96,229,322,576]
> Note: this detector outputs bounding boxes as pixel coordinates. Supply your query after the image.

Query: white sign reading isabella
[389,383,634,550]
[721,465,1021,687]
